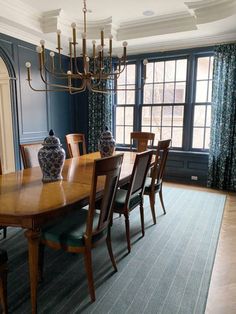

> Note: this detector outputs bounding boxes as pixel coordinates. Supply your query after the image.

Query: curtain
[87,59,113,152]
[208,43,236,191]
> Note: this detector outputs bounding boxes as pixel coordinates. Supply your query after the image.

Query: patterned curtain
[208,43,236,191]
[87,60,113,152]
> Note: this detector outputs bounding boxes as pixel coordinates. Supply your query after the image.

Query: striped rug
[0,186,225,314]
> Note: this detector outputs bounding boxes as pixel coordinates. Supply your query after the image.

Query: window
[192,56,213,150]
[115,64,135,144]
[114,49,214,152]
[141,59,187,147]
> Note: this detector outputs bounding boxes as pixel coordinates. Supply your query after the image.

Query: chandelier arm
[27,80,69,92]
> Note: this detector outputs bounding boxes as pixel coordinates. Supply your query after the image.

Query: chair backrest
[85,153,124,241]
[152,139,171,185]
[130,132,155,152]
[125,150,153,206]
[66,133,86,158]
[20,143,42,169]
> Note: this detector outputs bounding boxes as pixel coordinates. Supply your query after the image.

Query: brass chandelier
[25,0,148,94]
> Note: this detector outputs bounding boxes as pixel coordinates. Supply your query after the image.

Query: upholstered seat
[114,189,142,211]
[41,209,105,248]
[0,250,7,264]
[144,177,161,192]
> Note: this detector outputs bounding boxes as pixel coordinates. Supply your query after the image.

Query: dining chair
[113,150,153,253]
[65,133,86,158]
[20,143,42,169]
[39,153,124,301]
[130,131,155,152]
[0,160,7,239]
[0,249,8,314]
[144,139,171,224]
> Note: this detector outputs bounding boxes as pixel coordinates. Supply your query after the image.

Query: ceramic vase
[98,127,116,158]
[38,129,65,182]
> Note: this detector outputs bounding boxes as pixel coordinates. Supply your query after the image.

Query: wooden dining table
[0,151,141,314]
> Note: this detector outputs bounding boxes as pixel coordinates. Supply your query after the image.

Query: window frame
[113,47,214,152]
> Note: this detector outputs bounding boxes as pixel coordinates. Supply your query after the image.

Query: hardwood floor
[165,182,236,314]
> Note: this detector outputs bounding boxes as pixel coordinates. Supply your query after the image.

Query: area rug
[0,186,226,314]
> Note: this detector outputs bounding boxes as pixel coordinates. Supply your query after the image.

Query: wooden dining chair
[20,143,42,169]
[0,160,7,239]
[113,150,153,253]
[130,131,155,152]
[0,249,8,314]
[65,133,86,158]
[144,139,171,224]
[39,153,124,301]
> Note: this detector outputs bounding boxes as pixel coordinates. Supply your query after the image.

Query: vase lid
[42,129,62,146]
[100,126,113,139]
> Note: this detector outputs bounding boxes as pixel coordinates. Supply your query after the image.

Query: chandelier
[25,0,148,94]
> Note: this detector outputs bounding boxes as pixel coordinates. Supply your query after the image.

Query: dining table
[0,151,144,314]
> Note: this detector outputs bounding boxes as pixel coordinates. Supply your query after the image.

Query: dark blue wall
[0,33,76,169]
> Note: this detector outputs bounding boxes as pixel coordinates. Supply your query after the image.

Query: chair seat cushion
[0,249,8,264]
[41,208,102,248]
[114,189,142,211]
[144,177,161,193]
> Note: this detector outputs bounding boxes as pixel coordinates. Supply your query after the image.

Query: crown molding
[117,12,197,40]
[185,0,236,24]
[124,32,236,55]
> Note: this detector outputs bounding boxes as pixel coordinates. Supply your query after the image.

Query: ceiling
[0,0,236,55]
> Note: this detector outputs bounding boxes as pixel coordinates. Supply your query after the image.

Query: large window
[114,49,214,152]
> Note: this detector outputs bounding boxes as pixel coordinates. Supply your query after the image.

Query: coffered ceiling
[0,0,236,55]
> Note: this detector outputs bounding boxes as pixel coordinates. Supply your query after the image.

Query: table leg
[25,229,41,314]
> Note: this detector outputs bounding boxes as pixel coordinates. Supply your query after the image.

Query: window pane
[206,106,211,127]
[152,106,161,126]
[175,82,186,103]
[204,128,210,149]
[209,57,214,79]
[125,107,134,125]
[173,106,184,126]
[151,127,161,144]
[116,126,124,144]
[162,127,172,139]
[142,106,151,126]
[194,105,206,127]
[116,107,124,125]
[196,81,208,102]
[117,90,125,104]
[208,80,212,102]
[162,106,172,126]
[154,84,164,103]
[126,64,136,84]
[145,63,154,83]
[124,126,133,144]
[197,57,210,80]
[144,84,153,104]
[192,128,204,148]
[142,126,151,132]
[165,60,175,82]
[126,85,135,104]
[154,62,164,82]
[172,127,183,147]
[164,83,174,103]
[176,59,187,81]
[117,70,126,85]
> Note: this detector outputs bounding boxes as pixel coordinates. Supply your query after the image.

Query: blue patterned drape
[87,59,113,152]
[208,43,236,191]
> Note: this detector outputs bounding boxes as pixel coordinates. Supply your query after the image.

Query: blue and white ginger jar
[38,129,65,182]
[98,127,116,158]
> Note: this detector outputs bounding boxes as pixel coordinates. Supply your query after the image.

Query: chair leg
[140,200,145,237]
[124,214,131,253]
[38,243,45,282]
[149,193,157,225]
[159,185,166,215]
[106,226,117,272]
[0,262,8,314]
[84,248,95,302]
